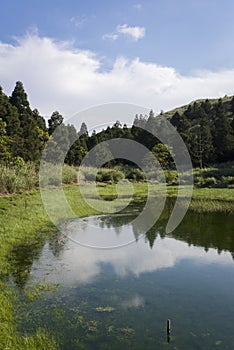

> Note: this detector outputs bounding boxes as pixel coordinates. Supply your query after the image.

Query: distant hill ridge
[162,95,234,120]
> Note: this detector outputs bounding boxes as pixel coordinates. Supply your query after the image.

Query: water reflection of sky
[30,215,234,286]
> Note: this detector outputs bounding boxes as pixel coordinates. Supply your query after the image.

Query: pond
[9,205,234,349]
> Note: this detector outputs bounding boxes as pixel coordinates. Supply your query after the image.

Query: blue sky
[0,0,234,123]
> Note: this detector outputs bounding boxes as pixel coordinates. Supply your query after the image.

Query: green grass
[0,190,58,349]
[0,280,57,350]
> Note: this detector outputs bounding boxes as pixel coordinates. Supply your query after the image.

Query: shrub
[125,168,146,181]
[112,170,125,182]
[62,164,78,184]
[202,177,217,187]
[80,167,97,182]
[194,176,205,187]
[97,169,125,183]
[164,171,178,185]
[0,162,38,194]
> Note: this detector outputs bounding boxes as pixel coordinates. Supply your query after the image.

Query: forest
[0,81,234,170]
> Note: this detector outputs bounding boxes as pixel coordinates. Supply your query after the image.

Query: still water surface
[11,207,234,349]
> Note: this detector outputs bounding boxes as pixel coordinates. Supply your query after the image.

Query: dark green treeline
[0,81,234,167]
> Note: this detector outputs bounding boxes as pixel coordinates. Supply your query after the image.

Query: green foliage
[125,168,146,181]
[62,164,78,184]
[48,110,63,135]
[193,162,234,188]
[213,99,234,161]
[151,143,174,169]
[0,85,22,157]
[165,96,234,166]
[0,118,11,159]
[79,166,97,182]
[79,167,125,183]
[9,82,46,161]
[97,168,125,183]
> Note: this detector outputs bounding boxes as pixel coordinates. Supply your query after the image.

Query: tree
[65,124,79,165]
[48,111,63,135]
[171,112,181,127]
[0,86,23,157]
[231,118,234,136]
[9,81,31,117]
[79,122,88,136]
[133,114,147,128]
[44,124,69,164]
[143,143,174,170]
[0,118,10,160]
[199,109,214,166]
[231,96,234,115]
[9,81,44,161]
[32,109,47,131]
[213,99,234,161]
[87,130,98,150]
[190,110,214,168]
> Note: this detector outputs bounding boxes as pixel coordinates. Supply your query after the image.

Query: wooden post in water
[167,319,171,336]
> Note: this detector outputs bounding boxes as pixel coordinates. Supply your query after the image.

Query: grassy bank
[1,161,234,195]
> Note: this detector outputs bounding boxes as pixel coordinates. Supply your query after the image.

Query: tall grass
[193,162,234,188]
[0,162,38,194]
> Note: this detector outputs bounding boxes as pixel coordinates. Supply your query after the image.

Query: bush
[0,161,38,194]
[79,167,125,184]
[203,177,217,187]
[112,170,125,182]
[194,176,205,187]
[125,168,146,181]
[164,171,178,185]
[97,169,125,183]
[62,164,78,184]
[80,167,97,182]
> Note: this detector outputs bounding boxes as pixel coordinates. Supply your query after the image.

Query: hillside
[162,95,234,120]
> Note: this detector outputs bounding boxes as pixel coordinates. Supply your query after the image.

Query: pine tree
[191,109,214,167]
[176,114,192,146]
[65,124,79,165]
[171,112,181,127]
[44,124,69,164]
[32,109,47,132]
[213,99,234,161]
[0,86,23,157]
[231,96,234,115]
[48,111,63,135]
[9,81,43,161]
[199,109,214,166]
[87,130,98,150]
[79,122,88,136]
[0,118,10,160]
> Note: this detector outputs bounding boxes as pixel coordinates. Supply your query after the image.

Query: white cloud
[32,231,233,286]
[0,34,234,126]
[117,24,145,41]
[102,33,119,41]
[103,24,145,42]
